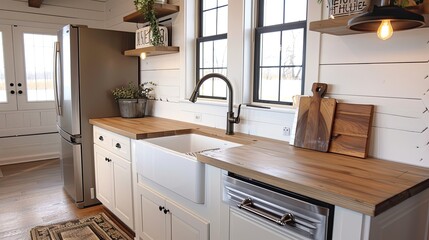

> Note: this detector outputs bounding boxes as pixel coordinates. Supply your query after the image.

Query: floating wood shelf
[310,13,429,36]
[123,3,180,23]
[124,46,179,57]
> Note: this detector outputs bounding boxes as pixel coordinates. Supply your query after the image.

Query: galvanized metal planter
[118,99,147,118]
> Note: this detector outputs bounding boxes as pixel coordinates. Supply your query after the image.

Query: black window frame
[196,0,228,100]
[253,0,307,105]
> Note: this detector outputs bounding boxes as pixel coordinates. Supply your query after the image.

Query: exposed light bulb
[140,52,147,60]
[377,20,393,40]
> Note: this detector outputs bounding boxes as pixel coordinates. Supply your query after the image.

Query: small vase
[118,99,147,118]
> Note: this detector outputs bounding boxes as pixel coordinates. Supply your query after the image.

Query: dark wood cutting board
[294,83,336,152]
[329,103,374,158]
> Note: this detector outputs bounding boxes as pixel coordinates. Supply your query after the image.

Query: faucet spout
[189,73,241,135]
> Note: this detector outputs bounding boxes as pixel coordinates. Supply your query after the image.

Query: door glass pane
[23,33,57,102]
[0,32,6,103]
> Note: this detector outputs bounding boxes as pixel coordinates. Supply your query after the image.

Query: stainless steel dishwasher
[224,172,334,240]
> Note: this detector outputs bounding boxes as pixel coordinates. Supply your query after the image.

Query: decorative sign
[329,0,370,17]
[135,26,168,49]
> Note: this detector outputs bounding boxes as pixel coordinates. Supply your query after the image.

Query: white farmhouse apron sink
[132,133,241,203]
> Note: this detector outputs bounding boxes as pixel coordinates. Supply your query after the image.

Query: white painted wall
[105,0,429,167]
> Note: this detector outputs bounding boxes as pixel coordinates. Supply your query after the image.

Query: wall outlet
[90,188,95,199]
[282,127,290,136]
[194,113,202,122]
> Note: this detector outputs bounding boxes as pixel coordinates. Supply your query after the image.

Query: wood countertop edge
[197,153,377,216]
[89,117,429,217]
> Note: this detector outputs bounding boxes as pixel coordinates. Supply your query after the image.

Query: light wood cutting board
[329,103,374,158]
[294,83,336,152]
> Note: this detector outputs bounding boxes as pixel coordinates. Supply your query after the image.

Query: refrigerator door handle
[54,41,62,116]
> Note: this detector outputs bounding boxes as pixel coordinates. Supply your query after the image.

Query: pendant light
[348,0,425,40]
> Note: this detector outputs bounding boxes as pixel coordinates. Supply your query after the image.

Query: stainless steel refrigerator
[54,25,138,208]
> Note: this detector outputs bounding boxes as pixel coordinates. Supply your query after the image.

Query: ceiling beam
[28,0,43,8]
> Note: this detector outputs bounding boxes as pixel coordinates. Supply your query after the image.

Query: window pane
[280,67,302,102]
[218,0,228,7]
[203,10,217,37]
[281,29,304,66]
[203,0,216,10]
[200,41,213,68]
[260,32,280,66]
[0,32,6,103]
[263,0,284,26]
[213,39,227,68]
[213,78,227,97]
[259,68,279,101]
[24,33,57,102]
[217,6,228,35]
[284,0,307,23]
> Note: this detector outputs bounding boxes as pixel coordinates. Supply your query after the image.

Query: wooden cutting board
[329,103,374,158]
[294,83,336,152]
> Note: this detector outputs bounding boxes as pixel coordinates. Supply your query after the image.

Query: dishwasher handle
[238,198,295,226]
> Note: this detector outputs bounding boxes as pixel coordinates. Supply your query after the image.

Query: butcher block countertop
[89,117,429,217]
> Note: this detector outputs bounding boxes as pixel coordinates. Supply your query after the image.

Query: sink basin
[132,133,241,203]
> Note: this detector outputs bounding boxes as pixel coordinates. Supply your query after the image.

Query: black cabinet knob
[17,83,22,87]
[99,136,104,141]
[163,209,170,214]
[159,206,164,211]
[115,143,121,149]
[18,90,23,94]
[9,83,14,87]
[105,157,109,161]
[10,90,15,94]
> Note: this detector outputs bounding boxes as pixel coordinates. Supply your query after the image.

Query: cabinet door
[112,154,133,229]
[140,186,167,240]
[167,200,209,240]
[94,145,113,208]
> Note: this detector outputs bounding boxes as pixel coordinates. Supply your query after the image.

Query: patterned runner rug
[30,212,132,240]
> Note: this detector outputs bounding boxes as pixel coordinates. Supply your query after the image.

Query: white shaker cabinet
[136,185,209,240]
[93,126,134,229]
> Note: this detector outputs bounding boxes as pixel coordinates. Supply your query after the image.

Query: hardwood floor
[0,159,106,240]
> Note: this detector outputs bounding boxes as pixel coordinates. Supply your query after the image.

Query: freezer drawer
[60,135,83,204]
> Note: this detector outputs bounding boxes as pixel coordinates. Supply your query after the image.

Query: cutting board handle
[311,83,328,98]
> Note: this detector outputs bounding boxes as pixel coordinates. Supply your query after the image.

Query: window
[254,0,307,104]
[196,0,228,99]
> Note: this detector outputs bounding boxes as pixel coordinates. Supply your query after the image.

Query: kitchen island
[90,116,429,240]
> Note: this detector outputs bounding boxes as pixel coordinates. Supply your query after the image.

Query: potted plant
[112,82,156,118]
[134,0,166,46]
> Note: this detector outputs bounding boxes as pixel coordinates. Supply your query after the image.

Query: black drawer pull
[115,143,121,149]
[99,136,104,141]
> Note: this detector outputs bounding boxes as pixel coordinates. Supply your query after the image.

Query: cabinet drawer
[93,126,131,160]
[94,126,112,150]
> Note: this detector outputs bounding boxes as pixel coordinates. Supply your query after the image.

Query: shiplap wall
[320,30,429,166]
[109,0,429,167]
[0,0,109,165]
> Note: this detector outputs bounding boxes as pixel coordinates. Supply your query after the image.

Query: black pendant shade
[348,5,425,32]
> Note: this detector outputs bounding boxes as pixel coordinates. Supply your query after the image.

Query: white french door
[0,24,57,111]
